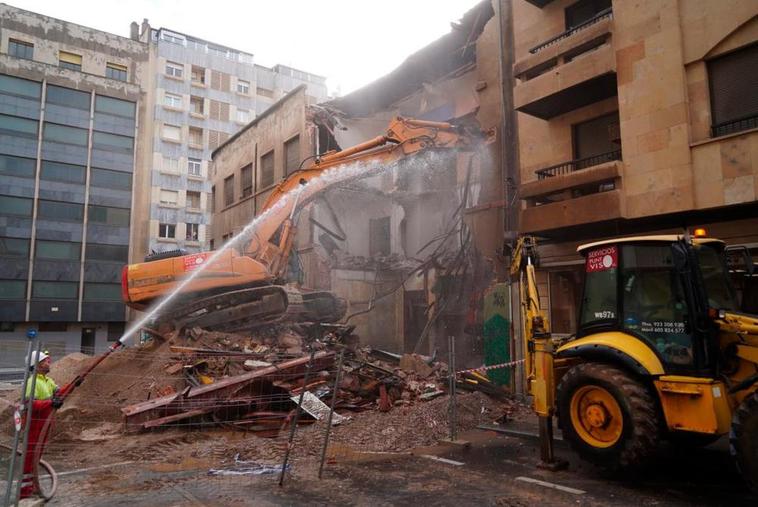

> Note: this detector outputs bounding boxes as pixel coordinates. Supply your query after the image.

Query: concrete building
[0,4,149,364]
[510,0,758,333]
[135,21,327,256]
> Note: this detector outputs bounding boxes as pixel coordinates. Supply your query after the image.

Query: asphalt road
[28,426,757,506]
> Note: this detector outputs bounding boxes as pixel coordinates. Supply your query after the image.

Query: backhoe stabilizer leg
[536,415,568,471]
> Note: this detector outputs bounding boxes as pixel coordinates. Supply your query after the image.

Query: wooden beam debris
[122,351,335,430]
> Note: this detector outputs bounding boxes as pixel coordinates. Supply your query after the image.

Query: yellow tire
[557,363,661,470]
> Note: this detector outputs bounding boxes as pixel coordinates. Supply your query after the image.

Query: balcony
[535,149,621,179]
[514,9,616,119]
[520,153,624,233]
[711,113,758,138]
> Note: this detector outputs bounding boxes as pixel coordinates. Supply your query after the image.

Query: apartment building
[0,5,148,362]
[511,0,758,333]
[136,21,327,256]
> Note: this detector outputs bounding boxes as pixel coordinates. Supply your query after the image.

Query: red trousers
[20,400,53,499]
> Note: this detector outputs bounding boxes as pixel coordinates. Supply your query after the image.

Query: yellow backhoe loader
[511,233,758,487]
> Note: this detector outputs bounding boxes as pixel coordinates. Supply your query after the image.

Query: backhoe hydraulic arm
[510,235,564,469]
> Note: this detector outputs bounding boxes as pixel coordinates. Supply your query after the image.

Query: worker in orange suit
[20,351,62,499]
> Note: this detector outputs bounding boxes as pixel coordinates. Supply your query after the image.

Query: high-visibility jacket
[25,373,58,401]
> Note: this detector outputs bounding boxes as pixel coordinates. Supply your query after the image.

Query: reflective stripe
[25,374,57,400]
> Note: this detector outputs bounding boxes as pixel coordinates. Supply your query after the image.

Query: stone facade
[512,0,758,334]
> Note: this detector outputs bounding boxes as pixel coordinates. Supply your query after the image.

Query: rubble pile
[45,324,518,446]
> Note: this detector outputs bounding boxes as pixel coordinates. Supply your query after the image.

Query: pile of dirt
[54,340,185,435]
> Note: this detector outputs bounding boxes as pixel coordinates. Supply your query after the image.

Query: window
[88,205,130,226]
[0,195,33,216]
[106,63,127,81]
[35,240,81,260]
[573,111,621,168]
[565,0,611,30]
[210,185,216,213]
[40,161,85,184]
[209,100,229,121]
[37,200,83,221]
[162,124,181,142]
[32,281,78,299]
[237,80,250,94]
[46,85,90,110]
[236,109,250,123]
[190,96,204,115]
[159,190,178,205]
[163,157,180,173]
[165,61,183,78]
[95,95,135,118]
[191,65,206,85]
[186,191,201,209]
[241,164,253,197]
[159,223,176,239]
[92,131,133,153]
[186,223,199,241]
[188,158,202,176]
[9,39,33,60]
[210,70,230,91]
[284,135,301,175]
[0,280,26,300]
[708,43,758,137]
[369,217,391,256]
[257,87,274,99]
[86,243,128,262]
[164,92,182,109]
[0,114,38,139]
[91,168,132,190]
[260,150,274,188]
[0,74,41,99]
[0,238,29,257]
[107,322,125,342]
[160,31,185,45]
[580,245,618,327]
[189,127,203,147]
[83,283,122,301]
[620,244,694,367]
[0,155,35,178]
[208,130,229,150]
[43,123,88,146]
[224,175,234,206]
[59,51,82,71]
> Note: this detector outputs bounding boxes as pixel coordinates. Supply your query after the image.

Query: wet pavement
[27,424,758,506]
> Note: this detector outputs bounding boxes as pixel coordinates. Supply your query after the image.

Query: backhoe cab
[514,234,758,488]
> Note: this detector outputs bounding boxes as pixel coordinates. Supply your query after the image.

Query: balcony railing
[536,150,621,180]
[711,114,758,138]
[529,8,613,54]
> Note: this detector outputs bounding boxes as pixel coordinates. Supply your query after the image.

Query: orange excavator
[122,117,483,332]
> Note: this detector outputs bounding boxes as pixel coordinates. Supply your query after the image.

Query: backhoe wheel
[730,391,758,490]
[557,363,661,471]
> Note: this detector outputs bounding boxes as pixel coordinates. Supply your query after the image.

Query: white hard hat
[28,351,49,368]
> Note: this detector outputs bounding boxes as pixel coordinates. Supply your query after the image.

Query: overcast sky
[16,0,484,95]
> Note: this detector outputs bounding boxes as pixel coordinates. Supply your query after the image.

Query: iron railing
[536,149,621,180]
[529,8,613,54]
[711,114,758,138]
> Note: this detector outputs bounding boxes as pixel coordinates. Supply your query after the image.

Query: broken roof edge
[323,0,494,118]
[1,3,147,47]
[211,84,308,159]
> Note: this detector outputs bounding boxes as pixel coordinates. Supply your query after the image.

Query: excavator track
[167,285,347,333]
